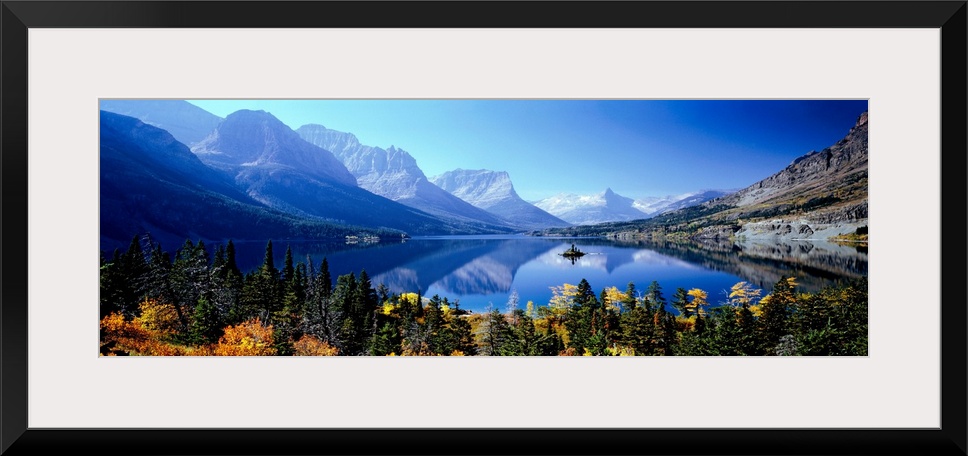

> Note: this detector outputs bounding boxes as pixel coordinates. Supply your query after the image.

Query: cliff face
[677,111,869,241]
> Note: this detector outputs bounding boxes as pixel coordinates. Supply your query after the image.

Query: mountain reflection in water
[231,235,867,313]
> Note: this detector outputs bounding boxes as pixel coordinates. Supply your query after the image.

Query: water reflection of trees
[612,238,868,293]
[234,236,868,300]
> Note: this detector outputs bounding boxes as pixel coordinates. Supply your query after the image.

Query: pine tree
[225,240,242,279]
[424,295,446,354]
[645,280,666,313]
[169,239,211,329]
[120,235,150,314]
[99,250,124,318]
[446,300,477,356]
[757,276,797,354]
[564,279,607,355]
[475,304,510,356]
[709,305,743,356]
[672,287,690,317]
[145,242,173,308]
[189,297,221,345]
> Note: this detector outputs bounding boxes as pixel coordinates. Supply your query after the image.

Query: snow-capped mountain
[429,169,570,230]
[633,190,734,216]
[296,124,511,229]
[190,110,496,235]
[533,188,649,225]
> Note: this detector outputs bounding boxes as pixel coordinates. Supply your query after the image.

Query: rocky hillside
[714,111,867,218]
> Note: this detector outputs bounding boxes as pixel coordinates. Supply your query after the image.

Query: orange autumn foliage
[213,319,276,356]
[292,335,340,356]
[100,311,187,356]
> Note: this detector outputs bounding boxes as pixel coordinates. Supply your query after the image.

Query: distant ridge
[99,99,223,147]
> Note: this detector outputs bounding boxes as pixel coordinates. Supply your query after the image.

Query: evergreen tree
[672,287,690,317]
[564,279,607,355]
[736,302,759,355]
[145,242,173,307]
[346,270,378,355]
[189,297,221,345]
[651,300,677,355]
[424,295,446,354]
[645,280,666,313]
[256,240,283,322]
[445,300,477,356]
[622,282,638,313]
[225,240,242,279]
[757,276,797,354]
[476,304,511,356]
[709,306,743,355]
[169,239,211,329]
[120,235,150,313]
[793,279,868,356]
[99,250,124,318]
[620,288,654,355]
[282,245,295,287]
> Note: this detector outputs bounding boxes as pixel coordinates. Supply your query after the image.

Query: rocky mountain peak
[430,169,569,229]
[192,110,357,187]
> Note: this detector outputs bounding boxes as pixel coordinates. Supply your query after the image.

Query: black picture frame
[2,1,965,455]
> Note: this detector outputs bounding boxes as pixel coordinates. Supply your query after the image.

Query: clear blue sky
[187,99,868,201]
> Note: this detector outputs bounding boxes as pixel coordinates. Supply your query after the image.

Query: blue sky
[187,99,868,201]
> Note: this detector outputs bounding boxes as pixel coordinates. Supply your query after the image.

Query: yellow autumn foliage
[399,292,420,307]
[213,319,276,356]
[548,283,578,310]
[135,298,182,335]
[381,301,397,316]
[729,281,762,307]
[601,286,625,312]
[685,288,709,316]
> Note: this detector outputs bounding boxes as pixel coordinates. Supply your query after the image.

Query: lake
[229,235,868,313]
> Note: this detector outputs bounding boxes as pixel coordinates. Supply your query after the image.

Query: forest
[100,236,868,356]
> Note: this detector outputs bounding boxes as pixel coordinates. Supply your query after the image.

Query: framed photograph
[2,1,965,455]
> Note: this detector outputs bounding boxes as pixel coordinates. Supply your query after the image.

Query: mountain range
[99,100,862,253]
[99,110,397,252]
[532,188,730,225]
[189,110,511,236]
[295,124,512,229]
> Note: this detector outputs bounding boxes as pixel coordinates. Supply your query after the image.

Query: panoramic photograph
[99,99,868,356]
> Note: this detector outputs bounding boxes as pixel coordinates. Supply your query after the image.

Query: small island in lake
[560,244,586,258]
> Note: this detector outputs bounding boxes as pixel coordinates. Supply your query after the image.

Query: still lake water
[230,235,868,313]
